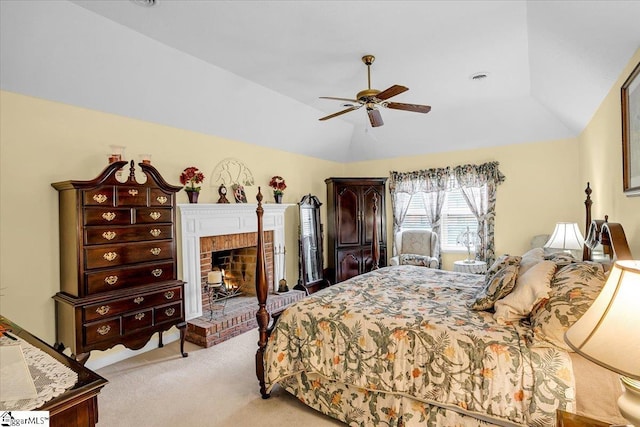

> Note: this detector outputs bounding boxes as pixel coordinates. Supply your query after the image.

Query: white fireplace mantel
[178,203,292,320]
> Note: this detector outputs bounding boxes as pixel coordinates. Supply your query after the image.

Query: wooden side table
[556,409,610,427]
[0,316,108,427]
[453,260,487,274]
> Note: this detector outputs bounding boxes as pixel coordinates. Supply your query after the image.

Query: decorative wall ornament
[211,158,254,187]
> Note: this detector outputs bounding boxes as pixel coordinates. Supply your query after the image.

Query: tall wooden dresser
[52,160,188,362]
[325,177,387,284]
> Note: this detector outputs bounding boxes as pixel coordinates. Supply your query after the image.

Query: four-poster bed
[252,183,633,426]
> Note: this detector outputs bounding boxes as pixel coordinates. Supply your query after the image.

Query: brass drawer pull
[97,325,111,336]
[156,196,168,204]
[133,296,144,304]
[149,211,162,220]
[104,275,118,285]
[102,231,117,240]
[93,194,108,204]
[102,212,116,221]
[164,291,174,299]
[134,313,145,321]
[128,189,139,196]
[103,252,118,261]
[151,269,163,277]
[96,305,110,316]
[150,247,162,256]
[165,308,176,317]
[150,229,161,237]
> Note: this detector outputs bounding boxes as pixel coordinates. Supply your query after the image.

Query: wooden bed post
[372,193,380,270]
[583,182,592,261]
[255,188,270,398]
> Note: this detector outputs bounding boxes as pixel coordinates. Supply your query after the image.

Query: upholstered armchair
[389,229,440,268]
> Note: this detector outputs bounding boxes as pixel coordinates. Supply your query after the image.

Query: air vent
[130,0,157,6]
[470,72,489,81]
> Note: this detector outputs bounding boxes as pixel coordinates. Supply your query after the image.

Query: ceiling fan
[319,55,431,127]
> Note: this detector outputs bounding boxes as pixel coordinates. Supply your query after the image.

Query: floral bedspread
[264,266,575,426]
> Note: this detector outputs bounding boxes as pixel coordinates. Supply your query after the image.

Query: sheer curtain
[453,162,505,265]
[389,172,416,256]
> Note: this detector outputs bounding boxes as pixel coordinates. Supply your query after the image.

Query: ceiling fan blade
[320,96,361,103]
[375,85,409,101]
[367,108,384,127]
[319,105,361,121]
[385,102,431,113]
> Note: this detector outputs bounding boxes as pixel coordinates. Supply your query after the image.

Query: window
[400,187,480,251]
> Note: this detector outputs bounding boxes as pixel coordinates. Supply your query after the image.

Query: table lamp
[564,260,640,426]
[544,222,584,256]
[457,226,479,263]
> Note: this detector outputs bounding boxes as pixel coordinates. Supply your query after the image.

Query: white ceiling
[5,1,640,162]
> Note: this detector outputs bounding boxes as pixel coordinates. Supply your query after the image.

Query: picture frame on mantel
[621,61,640,196]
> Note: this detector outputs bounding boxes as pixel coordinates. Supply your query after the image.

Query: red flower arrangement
[269,176,287,195]
[179,167,205,192]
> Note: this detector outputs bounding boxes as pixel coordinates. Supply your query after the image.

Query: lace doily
[0,335,78,411]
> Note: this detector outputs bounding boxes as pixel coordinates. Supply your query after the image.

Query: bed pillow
[471,255,521,311]
[518,247,545,278]
[399,253,437,268]
[528,262,606,351]
[493,260,556,324]
[544,252,579,269]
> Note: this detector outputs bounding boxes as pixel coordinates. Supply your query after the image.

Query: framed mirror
[295,194,329,294]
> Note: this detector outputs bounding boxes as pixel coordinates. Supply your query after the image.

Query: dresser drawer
[84,318,121,345]
[135,208,172,224]
[116,186,148,207]
[84,188,115,207]
[84,224,173,245]
[150,189,173,207]
[85,240,174,269]
[85,262,175,294]
[122,309,153,334]
[84,286,182,322]
[84,208,132,226]
[155,301,183,325]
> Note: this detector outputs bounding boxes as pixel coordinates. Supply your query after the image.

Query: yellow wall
[1,48,638,366]
[579,47,640,257]
[0,90,342,344]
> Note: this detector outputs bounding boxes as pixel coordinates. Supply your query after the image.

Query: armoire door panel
[336,186,359,246]
[336,249,360,283]
[362,186,384,245]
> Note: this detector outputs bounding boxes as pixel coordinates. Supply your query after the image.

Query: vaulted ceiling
[4,1,640,162]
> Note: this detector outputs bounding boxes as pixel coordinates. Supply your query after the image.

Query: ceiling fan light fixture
[319,55,431,126]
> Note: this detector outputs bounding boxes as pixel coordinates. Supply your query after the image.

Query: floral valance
[389,161,505,193]
[453,161,506,187]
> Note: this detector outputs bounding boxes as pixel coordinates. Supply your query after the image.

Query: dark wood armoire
[51,160,188,363]
[325,177,387,284]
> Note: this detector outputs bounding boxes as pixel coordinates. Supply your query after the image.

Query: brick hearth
[186,291,305,347]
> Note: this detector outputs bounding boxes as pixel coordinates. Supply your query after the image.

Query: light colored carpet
[97,328,343,427]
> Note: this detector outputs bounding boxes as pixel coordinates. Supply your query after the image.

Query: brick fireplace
[177,203,305,347]
[199,231,274,302]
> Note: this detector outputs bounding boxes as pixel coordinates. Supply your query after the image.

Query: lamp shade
[543,222,584,251]
[564,260,640,380]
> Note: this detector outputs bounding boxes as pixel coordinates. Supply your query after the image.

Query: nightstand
[556,409,610,427]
